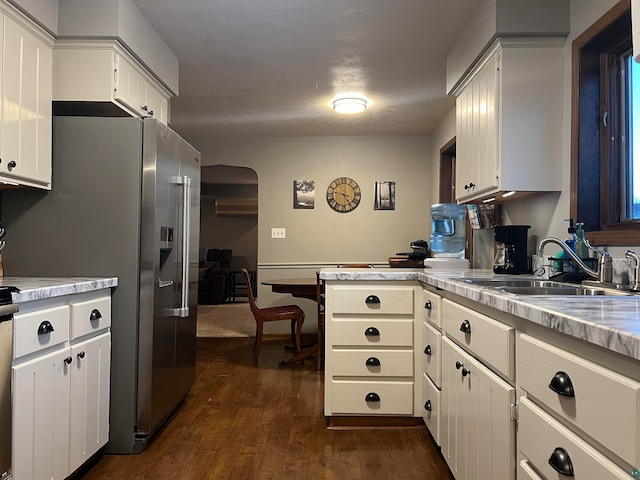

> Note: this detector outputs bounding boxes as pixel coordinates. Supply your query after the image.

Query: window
[571,0,640,245]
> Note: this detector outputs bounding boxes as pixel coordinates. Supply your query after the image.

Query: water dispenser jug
[429,203,466,257]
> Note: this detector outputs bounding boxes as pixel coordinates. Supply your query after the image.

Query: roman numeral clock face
[326,177,361,213]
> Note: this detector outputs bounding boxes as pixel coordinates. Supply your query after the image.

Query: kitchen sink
[462,278,632,296]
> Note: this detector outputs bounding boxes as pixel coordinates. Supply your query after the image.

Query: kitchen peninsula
[321,267,640,480]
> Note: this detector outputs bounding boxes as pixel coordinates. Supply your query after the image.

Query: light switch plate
[271,228,286,239]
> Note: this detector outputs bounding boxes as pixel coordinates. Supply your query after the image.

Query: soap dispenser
[575,222,589,259]
[564,218,577,253]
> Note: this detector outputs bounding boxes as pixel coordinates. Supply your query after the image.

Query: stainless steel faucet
[625,249,640,291]
[537,237,612,284]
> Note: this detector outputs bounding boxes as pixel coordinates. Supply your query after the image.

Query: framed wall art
[293,180,315,209]
[374,181,395,210]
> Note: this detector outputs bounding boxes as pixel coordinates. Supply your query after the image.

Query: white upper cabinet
[453,37,564,204]
[0,7,53,190]
[53,39,170,125]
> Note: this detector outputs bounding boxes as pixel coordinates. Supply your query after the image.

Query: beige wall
[190,135,431,332]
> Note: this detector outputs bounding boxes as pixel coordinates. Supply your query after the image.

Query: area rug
[197,302,256,338]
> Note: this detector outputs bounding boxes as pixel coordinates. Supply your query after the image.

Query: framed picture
[374,181,395,210]
[293,180,315,209]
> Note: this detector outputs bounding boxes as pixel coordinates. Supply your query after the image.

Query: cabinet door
[114,53,144,116]
[144,81,169,124]
[69,332,111,475]
[12,348,71,480]
[1,15,52,188]
[455,52,499,202]
[441,337,515,480]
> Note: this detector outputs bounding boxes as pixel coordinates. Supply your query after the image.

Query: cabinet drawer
[422,373,440,445]
[329,380,413,415]
[70,296,112,340]
[332,319,413,347]
[442,299,514,380]
[13,306,70,358]
[422,321,441,388]
[331,286,414,315]
[422,289,442,328]
[519,397,630,479]
[331,349,414,377]
[518,334,640,468]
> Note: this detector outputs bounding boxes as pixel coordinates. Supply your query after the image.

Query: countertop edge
[1,277,119,303]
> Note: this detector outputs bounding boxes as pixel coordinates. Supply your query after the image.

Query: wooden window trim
[570,0,640,245]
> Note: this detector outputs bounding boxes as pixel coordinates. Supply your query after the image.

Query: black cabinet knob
[549,371,575,397]
[89,309,102,321]
[468,182,475,188]
[424,400,432,412]
[548,447,574,476]
[64,356,72,365]
[462,368,471,377]
[365,392,380,403]
[7,160,16,169]
[365,295,380,305]
[37,321,54,335]
[424,345,432,356]
[455,361,463,370]
[77,351,85,359]
[424,300,432,310]
[460,319,471,334]
[365,357,381,367]
[364,327,380,337]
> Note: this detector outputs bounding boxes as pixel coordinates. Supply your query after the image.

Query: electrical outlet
[271,228,286,239]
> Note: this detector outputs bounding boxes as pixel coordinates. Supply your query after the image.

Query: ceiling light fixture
[502,191,517,197]
[332,97,368,114]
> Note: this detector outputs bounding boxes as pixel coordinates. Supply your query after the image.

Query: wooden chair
[242,268,305,364]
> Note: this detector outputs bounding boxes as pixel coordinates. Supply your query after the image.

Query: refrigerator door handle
[178,175,191,318]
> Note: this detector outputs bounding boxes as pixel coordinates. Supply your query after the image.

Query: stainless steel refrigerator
[1,116,201,454]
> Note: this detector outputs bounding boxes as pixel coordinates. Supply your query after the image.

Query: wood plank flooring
[80,337,453,479]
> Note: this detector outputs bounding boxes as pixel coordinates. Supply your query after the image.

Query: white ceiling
[131,0,481,139]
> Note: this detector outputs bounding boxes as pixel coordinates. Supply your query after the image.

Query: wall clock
[326,177,361,213]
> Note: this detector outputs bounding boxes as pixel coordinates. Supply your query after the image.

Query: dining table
[261,277,321,367]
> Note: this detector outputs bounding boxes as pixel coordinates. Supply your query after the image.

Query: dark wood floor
[80,337,452,479]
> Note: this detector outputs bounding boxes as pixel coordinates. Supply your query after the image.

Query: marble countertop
[320,267,640,361]
[0,277,118,303]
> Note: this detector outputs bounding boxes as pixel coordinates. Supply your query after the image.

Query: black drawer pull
[424,300,432,310]
[549,371,575,397]
[462,368,471,377]
[365,295,380,305]
[365,357,381,367]
[37,321,54,335]
[89,309,102,321]
[424,345,432,356]
[460,319,471,333]
[548,447,574,476]
[77,351,85,359]
[64,356,73,365]
[364,327,380,337]
[455,361,463,370]
[365,392,380,403]
[424,400,432,412]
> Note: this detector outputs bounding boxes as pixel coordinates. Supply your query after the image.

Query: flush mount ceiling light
[332,97,368,114]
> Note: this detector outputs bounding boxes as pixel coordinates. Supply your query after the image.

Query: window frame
[570,0,640,245]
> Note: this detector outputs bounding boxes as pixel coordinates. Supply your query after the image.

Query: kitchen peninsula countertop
[0,277,118,303]
[320,267,640,361]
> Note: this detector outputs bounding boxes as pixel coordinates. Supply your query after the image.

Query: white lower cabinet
[440,336,515,480]
[11,291,111,480]
[12,347,72,480]
[324,281,420,417]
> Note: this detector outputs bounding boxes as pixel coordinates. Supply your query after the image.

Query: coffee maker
[493,225,530,274]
